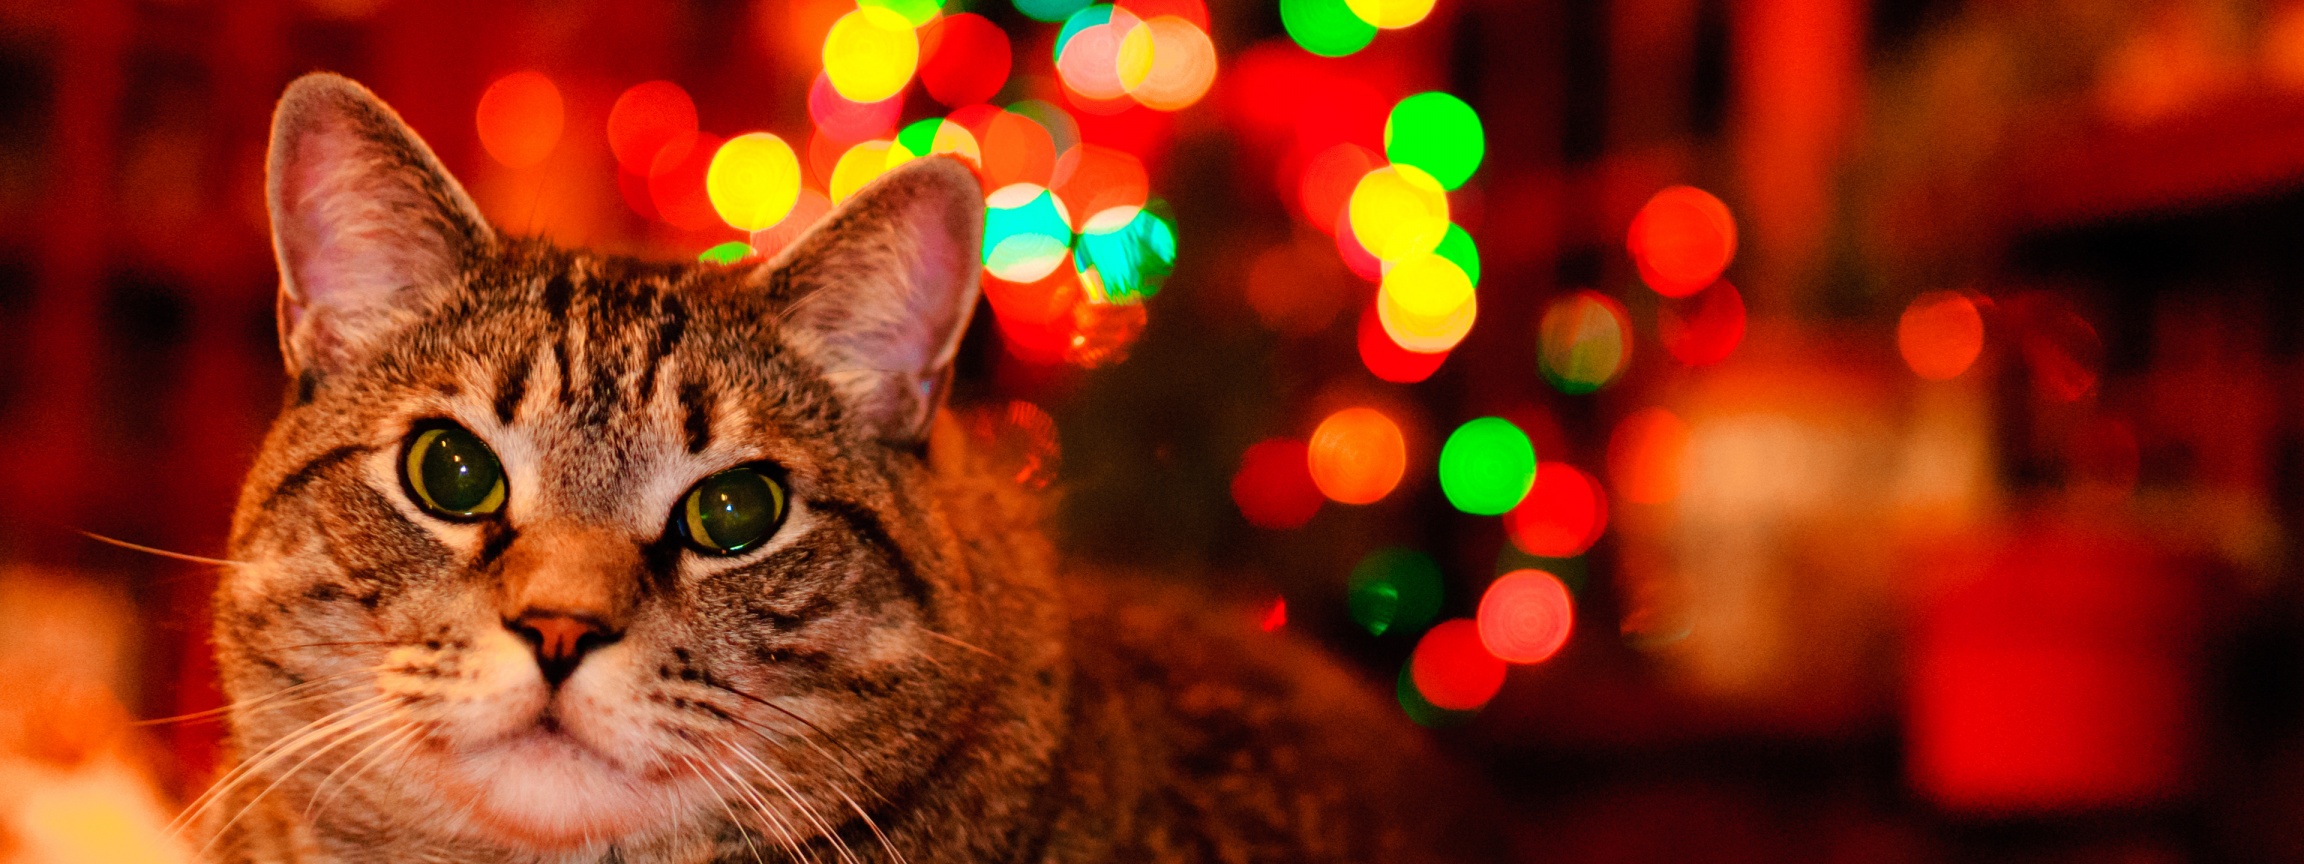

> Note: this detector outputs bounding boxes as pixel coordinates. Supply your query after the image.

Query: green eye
[401,425,507,519]
[678,467,787,555]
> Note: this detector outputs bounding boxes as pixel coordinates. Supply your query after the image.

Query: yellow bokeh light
[831,139,897,203]
[1344,0,1437,29]
[1377,283,1477,352]
[888,119,983,167]
[1380,254,1473,319]
[1116,21,1157,92]
[823,6,919,103]
[1128,17,1218,111]
[1347,164,1450,263]
[705,132,803,232]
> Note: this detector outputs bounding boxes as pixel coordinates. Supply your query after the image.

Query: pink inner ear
[278,123,451,323]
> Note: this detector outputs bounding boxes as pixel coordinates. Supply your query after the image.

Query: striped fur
[209,74,1501,864]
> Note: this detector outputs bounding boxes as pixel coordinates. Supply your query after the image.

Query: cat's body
[203,73,1497,864]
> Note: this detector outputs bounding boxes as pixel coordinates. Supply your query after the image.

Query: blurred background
[4,0,2304,860]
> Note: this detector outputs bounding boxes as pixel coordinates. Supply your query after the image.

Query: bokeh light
[1067,298,1149,367]
[1334,217,1385,281]
[1073,205,1177,302]
[1608,408,1690,505]
[859,0,944,28]
[1308,407,1407,505]
[1015,0,1092,24]
[829,139,897,203]
[697,241,754,264]
[1358,298,1450,383]
[1051,144,1149,228]
[986,267,1084,364]
[1297,142,1381,233]
[1538,290,1631,394]
[1348,165,1450,263]
[649,131,724,231]
[1658,279,1746,367]
[705,132,802,232]
[607,81,697,174]
[1477,570,1574,664]
[1125,16,1218,111]
[1504,463,1606,558]
[808,73,903,143]
[1056,6,1137,102]
[1377,280,1477,353]
[475,71,563,169]
[979,108,1060,188]
[1433,223,1481,285]
[1900,290,1986,381]
[1381,254,1474,319]
[1345,0,1437,29]
[1384,92,1483,190]
[1411,619,1506,711]
[919,14,1011,106]
[1628,185,1737,297]
[1116,0,1210,28]
[1348,547,1444,636]
[983,183,1075,283]
[1438,417,1537,515]
[750,188,831,259]
[1232,438,1323,530]
[1282,0,1378,57]
[891,116,983,165]
[823,6,920,104]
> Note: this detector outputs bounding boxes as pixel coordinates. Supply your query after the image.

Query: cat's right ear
[266,73,494,377]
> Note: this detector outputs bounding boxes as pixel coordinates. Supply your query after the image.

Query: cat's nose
[508,611,621,688]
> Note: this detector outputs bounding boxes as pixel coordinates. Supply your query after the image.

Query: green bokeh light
[1347,547,1443,637]
[1396,663,1474,727]
[982,186,1073,281]
[1539,292,1631,395]
[1437,417,1536,515]
[1281,0,1377,57]
[860,0,946,27]
[697,241,753,264]
[1054,5,1115,64]
[1434,223,1480,286]
[1384,92,1485,190]
[1073,205,1176,303]
[1015,0,1091,24]
[895,117,946,161]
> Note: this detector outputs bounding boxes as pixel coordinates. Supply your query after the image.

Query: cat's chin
[436,727,676,850]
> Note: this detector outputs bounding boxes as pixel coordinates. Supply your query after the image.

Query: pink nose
[508,612,617,687]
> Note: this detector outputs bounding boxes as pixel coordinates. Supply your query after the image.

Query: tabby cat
[203,73,1500,864]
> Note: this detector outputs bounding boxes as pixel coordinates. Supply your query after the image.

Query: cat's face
[212,74,1004,857]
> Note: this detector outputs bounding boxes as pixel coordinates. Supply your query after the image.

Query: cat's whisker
[691,752,807,863]
[201,705,402,859]
[172,695,391,840]
[304,722,416,821]
[680,752,769,864]
[727,740,878,864]
[132,671,368,727]
[77,530,249,567]
[915,626,1003,664]
[705,679,894,807]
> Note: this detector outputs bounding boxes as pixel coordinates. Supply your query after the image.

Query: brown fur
[204,73,1501,864]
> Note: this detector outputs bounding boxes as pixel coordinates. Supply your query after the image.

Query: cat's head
[214,73,1055,858]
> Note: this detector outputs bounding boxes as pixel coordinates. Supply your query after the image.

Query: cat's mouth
[430,706,679,849]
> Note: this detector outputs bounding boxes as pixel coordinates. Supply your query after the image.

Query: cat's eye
[676,466,787,555]
[401,424,507,519]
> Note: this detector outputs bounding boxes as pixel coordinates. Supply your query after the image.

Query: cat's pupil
[406,426,506,516]
[682,468,784,554]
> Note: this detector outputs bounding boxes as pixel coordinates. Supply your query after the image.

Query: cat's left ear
[757,156,984,446]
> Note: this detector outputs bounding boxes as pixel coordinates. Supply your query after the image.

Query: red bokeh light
[1307,406,1407,505]
[1504,463,1606,558]
[476,71,564,169]
[808,73,902,144]
[985,267,1084,365]
[920,14,1012,107]
[1357,297,1449,383]
[1411,619,1507,711]
[607,80,698,174]
[1334,217,1384,281]
[1072,102,1175,160]
[980,109,1059,189]
[1899,290,1985,381]
[649,131,725,232]
[1296,142,1380,234]
[1477,570,1575,664]
[1115,0,1211,30]
[1628,185,1737,297]
[1659,279,1746,367]
[1260,596,1288,632]
[1051,145,1149,228]
[1608,407,1690,505]
[1231,438,1324,529]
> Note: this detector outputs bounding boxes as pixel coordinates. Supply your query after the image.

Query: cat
[202,72,1503,864]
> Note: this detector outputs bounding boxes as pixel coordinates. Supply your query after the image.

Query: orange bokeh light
[1477,570,1575,664]
[1411,619,1507,710]
[1296,142,1380,235]
[1504,463,1606,558]
[1628,185,1736,297]
[1608,407,1690,505]
[607,80,697,174]
[1900,290,1985,381]
[475,71,564,169]
[980,109,1059,189]
[1307,406,1407,505]
[1051,145,1149,229]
